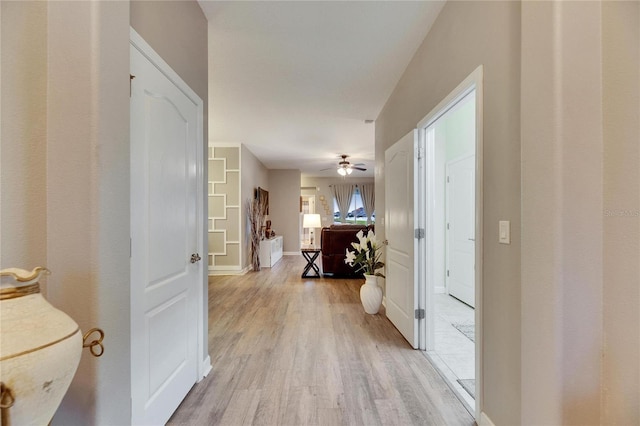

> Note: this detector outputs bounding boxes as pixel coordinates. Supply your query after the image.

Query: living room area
[206,144,378,276]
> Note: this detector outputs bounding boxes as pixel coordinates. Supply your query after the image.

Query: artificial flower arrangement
[344,229,386,277]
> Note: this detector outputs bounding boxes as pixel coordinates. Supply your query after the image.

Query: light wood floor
[169,255,474,426]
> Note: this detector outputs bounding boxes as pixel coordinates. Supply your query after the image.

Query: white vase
[360,274,382,314]
[0,267,82,425]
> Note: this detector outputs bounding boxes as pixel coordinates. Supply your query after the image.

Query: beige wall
[375,2,521,424]
[268,170,302,253]
[46,2,131,424]
[379,2,639,423]
[0,1,48,280]
[602,1,640,423]
[1,1,208,423]
[521,2,640,424]
[241,145,269,270]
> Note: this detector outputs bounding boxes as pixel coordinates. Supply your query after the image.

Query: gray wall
[241,145,269,269]
[268,170,302,253]
[375,1,521,424]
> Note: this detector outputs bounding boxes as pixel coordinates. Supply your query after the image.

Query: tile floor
[426,293,475,412]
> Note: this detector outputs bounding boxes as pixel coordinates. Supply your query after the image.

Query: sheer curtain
[360,183,375,225]
[331,184,355,223]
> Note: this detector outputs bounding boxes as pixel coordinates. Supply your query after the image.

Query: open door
[130,30,204,425]
[384,129,424,348]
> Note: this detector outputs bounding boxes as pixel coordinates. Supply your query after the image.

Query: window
[333,188,374,224]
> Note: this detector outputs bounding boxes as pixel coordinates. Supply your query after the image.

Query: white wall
[443,92,475,162]
[431,92,476,293]
[241,145,269,269]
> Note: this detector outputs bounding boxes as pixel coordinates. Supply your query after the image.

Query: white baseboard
[434,285,446,294]
[208,266,250,276]
[284,251,300,256]
[199,355,212,381]
[479,412,496,426]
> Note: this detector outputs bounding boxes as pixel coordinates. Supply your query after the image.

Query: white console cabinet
[259,236,283,268]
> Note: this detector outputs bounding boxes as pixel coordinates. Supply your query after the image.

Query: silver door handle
[190,253,201,263]
[468,238,475,241]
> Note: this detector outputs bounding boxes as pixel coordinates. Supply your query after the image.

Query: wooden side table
[301,248,321,278]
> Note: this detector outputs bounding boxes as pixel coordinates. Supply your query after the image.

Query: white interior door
[385,130,421,348]
[130,36,201,425]
[446,154,476,307]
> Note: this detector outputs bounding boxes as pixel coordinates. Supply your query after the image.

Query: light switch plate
[499,220,511,244]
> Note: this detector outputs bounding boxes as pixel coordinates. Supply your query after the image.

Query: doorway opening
[418,71,482,418]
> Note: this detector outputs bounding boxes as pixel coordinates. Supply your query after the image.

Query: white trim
[284,251,301,256]
[210,141,242,148]
[208,143,243,272]
[130,29,200,106]
[208,266,250,276]
[417,66,482,129]
[416,65,484,422]
[474,66,485,424]
[200,355,212,381]
[479,412,496,426]
[415,128,426,350]
[424,350,475,414]
[129,26,207,422]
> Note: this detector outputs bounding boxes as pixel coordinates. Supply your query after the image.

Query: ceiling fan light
[346,168,353,175]
[337,167,347,176]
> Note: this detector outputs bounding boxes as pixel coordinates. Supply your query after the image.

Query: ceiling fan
[331,155,367,176]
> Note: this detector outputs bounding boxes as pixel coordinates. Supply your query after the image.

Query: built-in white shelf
[259,236,283,268]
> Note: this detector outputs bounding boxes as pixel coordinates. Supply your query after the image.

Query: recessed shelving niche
[208,145,241,273]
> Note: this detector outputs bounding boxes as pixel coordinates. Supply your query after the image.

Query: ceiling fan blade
[353,163,365,167]
[319,167,335,171]
[352,167,367,171]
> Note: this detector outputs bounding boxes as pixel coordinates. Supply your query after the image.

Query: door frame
[416,66,483,420]
[129,27,208,418]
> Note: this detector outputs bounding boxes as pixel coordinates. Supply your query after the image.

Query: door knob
[190,253,201,263]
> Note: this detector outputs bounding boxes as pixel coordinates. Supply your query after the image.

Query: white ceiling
[198,1,445,177]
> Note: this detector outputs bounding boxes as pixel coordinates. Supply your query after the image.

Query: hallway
[169,255,473,425]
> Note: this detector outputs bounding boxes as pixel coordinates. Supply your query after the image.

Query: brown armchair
[320,224,374,277]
